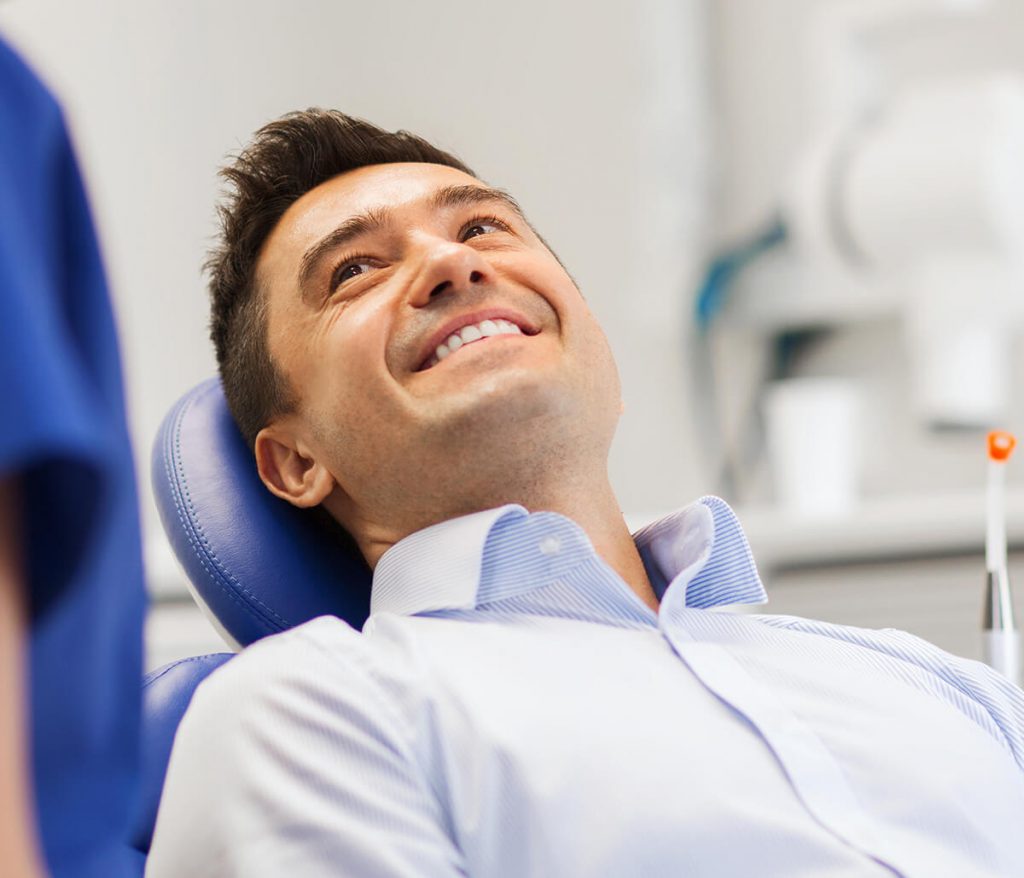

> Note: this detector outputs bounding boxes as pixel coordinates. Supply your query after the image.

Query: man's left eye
[462,218,506,240]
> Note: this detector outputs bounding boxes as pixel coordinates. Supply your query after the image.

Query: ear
[254,424,335,508]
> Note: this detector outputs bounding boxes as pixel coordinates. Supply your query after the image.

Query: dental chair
[131,377,373,860]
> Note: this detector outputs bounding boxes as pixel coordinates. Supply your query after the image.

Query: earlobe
[254,426,334,508]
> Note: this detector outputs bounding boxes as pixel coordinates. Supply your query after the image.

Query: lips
[414,308,540,372]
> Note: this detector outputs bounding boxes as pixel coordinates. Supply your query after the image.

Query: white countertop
[733,490,1018,571]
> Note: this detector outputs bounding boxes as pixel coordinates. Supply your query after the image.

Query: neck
[533,477,659,612]
[336,474,659,612]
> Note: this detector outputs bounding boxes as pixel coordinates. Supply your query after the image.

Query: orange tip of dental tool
[988,430,1017,462]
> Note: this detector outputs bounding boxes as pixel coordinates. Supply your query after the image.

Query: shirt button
[683,523,704,546]
[539,536,561,556]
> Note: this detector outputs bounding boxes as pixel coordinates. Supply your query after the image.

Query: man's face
[256,162,622,533]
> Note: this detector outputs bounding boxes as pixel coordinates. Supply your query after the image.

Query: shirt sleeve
[0,39,124,617]
[145,620,467,878]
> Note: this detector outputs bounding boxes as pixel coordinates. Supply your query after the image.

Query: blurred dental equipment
[698,1,1024,423]
[984,430,1019,684]
[763,378,862,517]
[784,0,1024,429]
[693,0,1024,505]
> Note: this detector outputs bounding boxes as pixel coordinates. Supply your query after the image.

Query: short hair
[206,109,475,448]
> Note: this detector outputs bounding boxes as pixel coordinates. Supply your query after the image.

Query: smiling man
[147,110,1024,878]
[249,157,647,600]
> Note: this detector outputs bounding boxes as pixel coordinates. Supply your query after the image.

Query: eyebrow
[297,184,526,299]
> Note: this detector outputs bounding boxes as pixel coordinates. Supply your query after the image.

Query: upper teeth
[427,319,523,368]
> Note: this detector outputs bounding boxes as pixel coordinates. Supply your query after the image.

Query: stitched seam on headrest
[142,653,231,689]
[166,382,290,634]
[168,383,289,630]
[163,399,276,634]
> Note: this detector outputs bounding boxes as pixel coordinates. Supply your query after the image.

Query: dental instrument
[983,430,1019,685]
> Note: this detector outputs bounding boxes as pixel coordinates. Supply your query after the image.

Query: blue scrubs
[0,38,146,877]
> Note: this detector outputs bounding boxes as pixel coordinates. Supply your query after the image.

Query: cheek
[304,334,381,458]
[313,305,396,416]
[316,331,373,400]
[579,312,621,393]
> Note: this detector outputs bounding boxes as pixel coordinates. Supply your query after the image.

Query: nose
[407,238,490,307]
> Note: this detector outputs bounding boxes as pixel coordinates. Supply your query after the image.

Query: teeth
[426,317,526,369]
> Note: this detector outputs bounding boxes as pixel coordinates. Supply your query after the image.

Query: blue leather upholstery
[132,653,234,855]
[151,377,372,647]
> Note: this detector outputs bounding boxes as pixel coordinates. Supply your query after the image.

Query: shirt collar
[371,495,766,618]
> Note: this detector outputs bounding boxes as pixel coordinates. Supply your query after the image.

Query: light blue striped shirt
[148,497,1024,877]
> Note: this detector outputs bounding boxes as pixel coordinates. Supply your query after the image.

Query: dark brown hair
[206,109,475,447]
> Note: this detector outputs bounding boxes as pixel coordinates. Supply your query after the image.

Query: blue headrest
[151,378,372,646]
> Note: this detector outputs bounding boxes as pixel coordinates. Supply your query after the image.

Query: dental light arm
[784,0,1024,428]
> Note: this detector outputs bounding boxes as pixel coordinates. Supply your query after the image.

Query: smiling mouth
[417,318,536,371]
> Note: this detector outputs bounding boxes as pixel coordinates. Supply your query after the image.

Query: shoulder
[158,615,441,811]
[752,611,977,666]
[0,38,66,188]
[0,38,60,127]
[751,610,990,677]
[199,612,430,688]
[183,614,430,748]
[149,617,467,877]
[190,615,378,710]
[752,612,1024,766]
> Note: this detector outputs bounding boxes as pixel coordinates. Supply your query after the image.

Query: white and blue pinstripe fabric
[148,496,1024,878]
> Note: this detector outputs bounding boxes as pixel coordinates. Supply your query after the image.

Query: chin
[421,366,581,445]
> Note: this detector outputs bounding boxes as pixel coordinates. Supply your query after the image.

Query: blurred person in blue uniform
[0,36,146,878]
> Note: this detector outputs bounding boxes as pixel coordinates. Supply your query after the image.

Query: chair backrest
[131,653,233,856]
[151,377,373,646]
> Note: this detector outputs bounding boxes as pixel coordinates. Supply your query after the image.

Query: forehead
[263,162,488,263]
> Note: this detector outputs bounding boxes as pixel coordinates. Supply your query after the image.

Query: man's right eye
[332,259,373,290]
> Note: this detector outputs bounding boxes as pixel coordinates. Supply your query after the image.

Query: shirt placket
[658,590,910,877]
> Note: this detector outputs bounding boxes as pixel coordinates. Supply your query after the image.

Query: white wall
[712,0,1024,240]
[0,0,712,571]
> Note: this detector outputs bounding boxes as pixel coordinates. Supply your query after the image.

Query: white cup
[763,378,862,517]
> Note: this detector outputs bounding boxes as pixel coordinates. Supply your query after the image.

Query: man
[147,109,1024,877]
